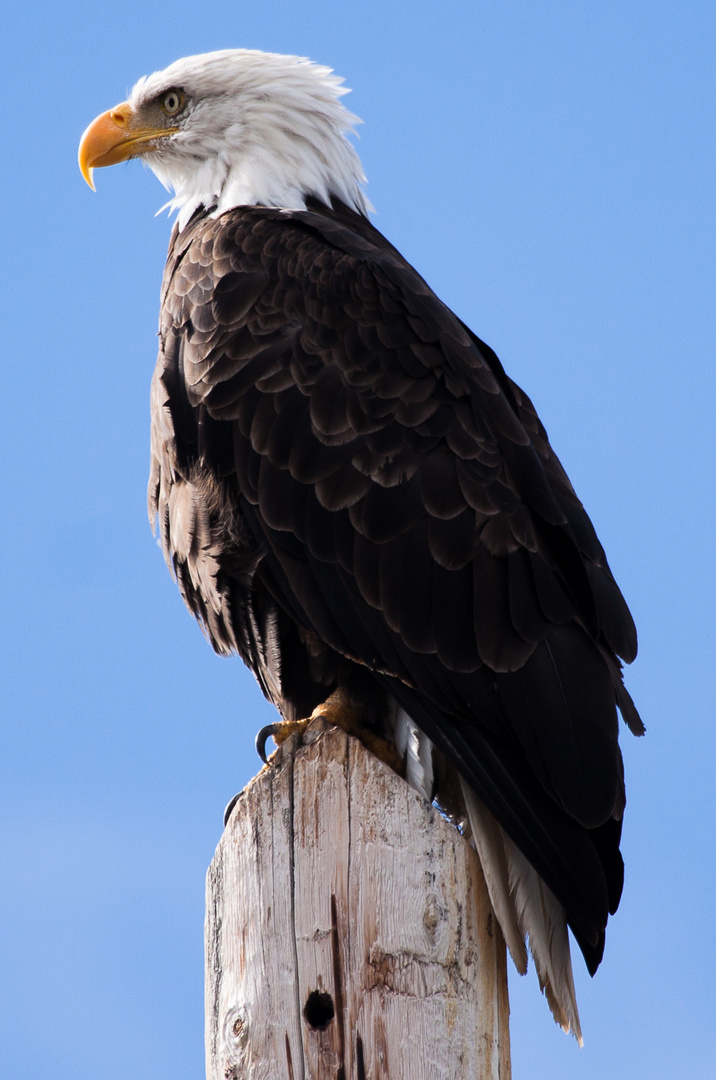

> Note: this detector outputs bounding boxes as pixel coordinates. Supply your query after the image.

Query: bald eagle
[79,49,643,1042]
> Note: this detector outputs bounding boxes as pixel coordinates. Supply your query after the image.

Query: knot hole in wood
[303,989,336,1030]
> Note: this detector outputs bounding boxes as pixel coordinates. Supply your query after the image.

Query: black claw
[223,793,241,827]
[256,723,281,764]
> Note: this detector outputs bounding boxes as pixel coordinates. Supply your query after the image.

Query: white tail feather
[394,708,435,801]
[503,833,583,1044]
[459,779,583,1044]
[460,778,528,974]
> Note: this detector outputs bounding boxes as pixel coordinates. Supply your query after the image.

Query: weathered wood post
[205,719,511,1079]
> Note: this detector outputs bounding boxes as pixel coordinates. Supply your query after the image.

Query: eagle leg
[255,687,405,776]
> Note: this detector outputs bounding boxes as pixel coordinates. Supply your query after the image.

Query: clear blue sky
[2,3,714,1077]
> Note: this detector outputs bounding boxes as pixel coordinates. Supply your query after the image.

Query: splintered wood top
[205,720,511,1080]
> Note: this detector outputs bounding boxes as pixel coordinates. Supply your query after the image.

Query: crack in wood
[331,893,347,1080]
[356,1033,367,1080]
[364,946,468,998]
[285,1032,294,1080]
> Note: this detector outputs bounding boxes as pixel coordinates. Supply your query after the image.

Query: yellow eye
[162,89,185,116]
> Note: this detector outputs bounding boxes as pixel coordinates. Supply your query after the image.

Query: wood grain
[206,720,511,1079]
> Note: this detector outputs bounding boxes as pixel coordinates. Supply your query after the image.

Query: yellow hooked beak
[78,101,178,190]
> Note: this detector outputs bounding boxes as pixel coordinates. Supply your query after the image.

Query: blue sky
[1,2,714,1077]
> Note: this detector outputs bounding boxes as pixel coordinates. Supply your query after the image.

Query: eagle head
[78,49,370,228]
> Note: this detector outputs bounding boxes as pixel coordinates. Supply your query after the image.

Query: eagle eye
[161,89,185,117]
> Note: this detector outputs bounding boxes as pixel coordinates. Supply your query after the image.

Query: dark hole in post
[356,1033,366,1080]
[303,990,335,1030]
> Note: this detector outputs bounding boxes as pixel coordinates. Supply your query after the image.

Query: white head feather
[128,49,371,230]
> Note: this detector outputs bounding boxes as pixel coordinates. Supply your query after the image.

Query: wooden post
[205,719,512,1080]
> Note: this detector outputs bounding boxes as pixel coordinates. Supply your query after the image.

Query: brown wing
[149,201,642,970]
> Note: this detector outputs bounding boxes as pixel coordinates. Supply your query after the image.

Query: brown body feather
[148,197,643,976]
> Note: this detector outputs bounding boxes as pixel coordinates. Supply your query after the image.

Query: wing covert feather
[151,202,642,973]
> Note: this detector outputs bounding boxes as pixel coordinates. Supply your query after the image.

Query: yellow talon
[256,687,404,776]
